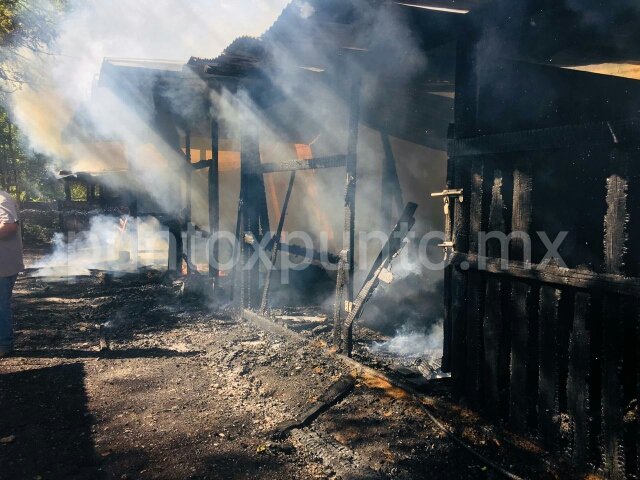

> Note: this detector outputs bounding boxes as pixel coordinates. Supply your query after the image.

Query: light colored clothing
[0,190,24,277]
[0,274,17,351]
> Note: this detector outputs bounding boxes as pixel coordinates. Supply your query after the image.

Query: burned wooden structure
[59,0,640,475]
[442,2,640,478]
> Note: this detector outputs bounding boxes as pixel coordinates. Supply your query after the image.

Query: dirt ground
[0,252,583,480]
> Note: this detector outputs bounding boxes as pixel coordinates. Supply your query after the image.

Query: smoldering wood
[537,286,560,448]
[260,170,296,314]
[340,203,418,356]
[249,155,347,174]
[448,117,640,157]
[567,291,591,465]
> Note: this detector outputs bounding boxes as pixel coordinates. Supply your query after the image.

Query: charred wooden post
[344,77,362,303]
[184,129,193,275]
[442,158,454,374]
[209,113,220,287]
[601,149,629,479]
[239,106,268,310]
[261,171,296,314]
[445,35,477,386]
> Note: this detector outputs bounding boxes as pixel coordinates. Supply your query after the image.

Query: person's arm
[0,195,20,239]
[0,222,19,239]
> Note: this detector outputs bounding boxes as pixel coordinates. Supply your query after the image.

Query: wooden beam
[452,253,640,297]
[185,129,193,275]
[249,155,346,174]
[260,171,296,314]
[448,117,640,157]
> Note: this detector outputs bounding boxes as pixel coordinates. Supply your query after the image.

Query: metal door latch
[431,189,463,258]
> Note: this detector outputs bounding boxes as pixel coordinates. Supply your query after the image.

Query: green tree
[0,0,67,201]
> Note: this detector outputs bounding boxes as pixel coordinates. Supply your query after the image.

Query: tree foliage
[0,0,68,201]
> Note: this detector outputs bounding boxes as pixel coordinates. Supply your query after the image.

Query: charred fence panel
[446,51,640,477]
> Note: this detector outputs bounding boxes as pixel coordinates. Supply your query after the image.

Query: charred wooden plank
[538,286,561,448]
[450,156,471,398]
[344,78,362,303]
[271,375,356,439]
[567,291,591,465]
[510,158,532,262]
[450,253,640,297]
[249,155,347,174]
[448,117,640,157]
[465,157,484,405]
[483,276,502,418]
[341,203,418,356]
[260,171,296,314]
[332,250,349,347]
[601,296,626,479]
[509,280,532,433]
[600,149,629,478]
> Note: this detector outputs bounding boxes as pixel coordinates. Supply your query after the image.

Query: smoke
[7,0,449,333]
[33,215,169,277]
[369,320,443,358]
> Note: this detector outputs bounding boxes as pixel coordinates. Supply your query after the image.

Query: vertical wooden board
[466,157,485,405]
[466,271,484,406]
[600,148,629,478]
[567,292,592,465]
[511,157,533,262]
[509,280,532,433]
[451,156,471,398]
[538,286,561,447]
[601,295,626,479]
[604,149,629,276]
[451,268,468,399]
[483,275,502,418]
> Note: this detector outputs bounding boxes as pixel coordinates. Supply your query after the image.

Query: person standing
[0,189,24,357]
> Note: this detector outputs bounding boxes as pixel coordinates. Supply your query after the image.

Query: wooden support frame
[184,129,193,275]
[344,77,362,303]
[260,170,296,314]
[209,113,220,286]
